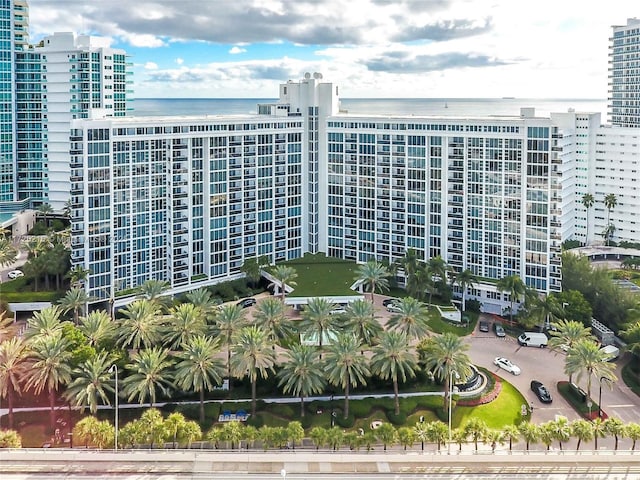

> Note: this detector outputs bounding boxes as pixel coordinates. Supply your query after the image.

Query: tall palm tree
[496,275,526,323]
[345,299,382,346]
[117,298,163,350]
[0,312,17,341]
[395,249,420,296]
[185,288,219,324]
[528,293,560,330]
[604,193,617,245]
[213,304,247,381]
[241,255,268,288]
[277,344,326,417]
[548,416,571,450]
[63,352,114,415]
[78,310,115,349]
[58,287,92,324]
[122,347,174,407]
[252,297,293,346]
[269,265,298,303]
[463,418,488,451]
[453,269,477,312]
[324,333,370,419]
[65,265,90,288]
[581,193,594,245]
[603,417,624,451]
[163,303,207,350]
[136,279,171,312]
[355,259,390,302]
[427,255,449,300]
[386,296,432,341]
[37,202,54,227]
[565,338,617,401]
[548,319,594,382]
[174,335,225,422]
[24,333,73,429]
[24,305,65,340]
[414,261,436,304]
[419,332,473,415]
[300,297,340,354]
[518,421,540,451]
[0,337,29,429]
[370,330,418,415]
[502,424,521,451]
[624,422,640,450]
[571,418,594,451]
[230,326,277,416]
[0,236,17,267]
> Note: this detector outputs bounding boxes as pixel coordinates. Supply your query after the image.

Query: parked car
[493,357,521,375]
[7,270,24,279]
[517,332,548,348]
[600,345,620,362]
[236,298,257,308]
[479,320,490,332]
[386,303,403,313]
[382,298,398,307]
[493,323,506,337]
[531,380,553,403]
[330,306,347,315]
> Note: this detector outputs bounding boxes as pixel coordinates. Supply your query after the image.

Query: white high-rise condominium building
[610,18,640,128]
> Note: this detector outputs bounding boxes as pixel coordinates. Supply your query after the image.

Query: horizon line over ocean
[131,97,608,119]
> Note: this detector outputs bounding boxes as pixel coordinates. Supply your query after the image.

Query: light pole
[109,364,118,450]
[598,376,611,418]
[447,370,459,455]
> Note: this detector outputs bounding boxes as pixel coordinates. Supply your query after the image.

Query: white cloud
[175,57,184,65]
[229,46,247,54]
[144,61,158,70]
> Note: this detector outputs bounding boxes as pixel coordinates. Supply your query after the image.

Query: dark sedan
[531,380,553,403]
[237,298,257,308]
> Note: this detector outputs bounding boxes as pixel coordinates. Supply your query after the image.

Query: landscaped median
[557,381,607,420]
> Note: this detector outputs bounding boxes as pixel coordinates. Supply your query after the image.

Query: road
[0,248,27,283]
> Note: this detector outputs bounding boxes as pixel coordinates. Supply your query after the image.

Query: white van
[517,332,548,348]
[600,345,620,361]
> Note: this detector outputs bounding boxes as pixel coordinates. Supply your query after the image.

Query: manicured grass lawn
[453,378,529,429]
[0,277,65,303]
[273,253,361,297]
[428,310,478,336]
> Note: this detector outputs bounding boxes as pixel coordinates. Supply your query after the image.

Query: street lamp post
[598,376,611,418]
[447,370,459,455]
[109,364,118,450]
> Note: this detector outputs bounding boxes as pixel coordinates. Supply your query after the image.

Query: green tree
[603,417,624,451]
[592,417,607,450]
[117,299,163,350]
[220,420,244,449]
[136,279,171,312]
[395,249,421,297]
[122,347,174,407]
[64,351,114,415]
[185,288,219,324]
[375,422,398,451]
[0,236,17,267]
[413,421,429,451]
[277,344,326,417]
[230,326,277,416]
[73,416,101,448]
[78,310,116,349]
[548,319,594,382]
[426,256,449,303]
[418,332,473,415]
[241,255,268,287]
[345,298,382,346]
[66,265,90,288]
[137,408,167,448]
[502,424,520,451]
[581,193,594,245]
[0,429,22,448]
[252,297,293,346]
[355,259,390,302]
[24,333,72,429]
[300,297,340,354]
[571,418,594,451]
[548,416,571,450]
[0,337,29,429]
[164,412,190,448]
[24,305,65,340]
[309,426,328,451]
[538,422,555,450]
[37,202,54,227]
[496,275,526,323]
[326,426,344,451]
[370,330,417,415]
[624,422,640,450]
[58,287,92,324]
[287,421,305,450]
[565,338,617,401]
[214,304,247,381]
[427,420,449,451]
[174,335,225,423]
[604,193,617,245]
[324,333,370,419]
[464,418,488,451]
[269,265,298,303]
[453,269,477,312]
[163,303,207,350]
[518,421,539,451]
[386,296,432,340]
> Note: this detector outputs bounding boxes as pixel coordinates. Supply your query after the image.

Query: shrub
[336,413,355,428]
[386,410,407,425]
[300,414,314,429]
[247,413,265,428]
[349,399,374,418]
[465,299,482,313]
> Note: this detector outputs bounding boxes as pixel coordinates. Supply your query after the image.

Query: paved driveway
[465,315,640,424]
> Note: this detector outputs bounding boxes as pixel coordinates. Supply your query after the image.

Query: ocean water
[132,97,608,119]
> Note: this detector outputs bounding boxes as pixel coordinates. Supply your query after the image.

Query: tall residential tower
[609,17,640,127]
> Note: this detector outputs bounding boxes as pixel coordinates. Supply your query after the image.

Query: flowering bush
[456,373,502,407]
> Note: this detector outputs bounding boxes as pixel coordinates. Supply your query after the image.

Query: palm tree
[230,326,277,416]
[174,335,225,423]
[78,310,115,348]
[463,418,488,451]
[603,417,624,451]
[538,422,555,450]
[375,422,398,451]
[122,347,174,407]
[581,193,594,245]
[0,312,17,341]
[529,293,561,330]
[163,303,207,350]
[213,304,247,381]
[24,333,72,429]
[355,259,390,302]
[427,255,449,301]
[571,418,594,451]
[185,288,219,324]
[136,279,171,312]
[37,202,54,227]
[370,330,418,415]
[548,319,594,382]
[252,297,293,346]
[548,416,571,450]
[345,299,382,346]
[502,424,521,451]
[0,338,29,429]
[565,338,617,401]
[395,248,420,296]
[419,332,473,415]
[324,333,370,419]
[454,269,477,312]
[277,344,326,417]
[24,305,65,340]
[518,421,539,451]
[604,193,617,245]
[117,298,163,350]
[64,352,114,415]
[592,417,607,450]
[300,297,340,354]
[624,422,640,450]
[66,265,90,288]
[427,420,449,451]
[269,265,298,303]
[241,255,268,288]
[496,275,526,323]
[386,296,432,341]
[414,421,429,451]
[0,236,17,267]
[58,287,92,324]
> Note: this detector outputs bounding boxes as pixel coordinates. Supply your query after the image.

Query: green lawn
[0,277,65,303]
[271,253,360,297]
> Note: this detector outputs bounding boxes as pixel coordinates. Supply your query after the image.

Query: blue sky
[28,0,637,99]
